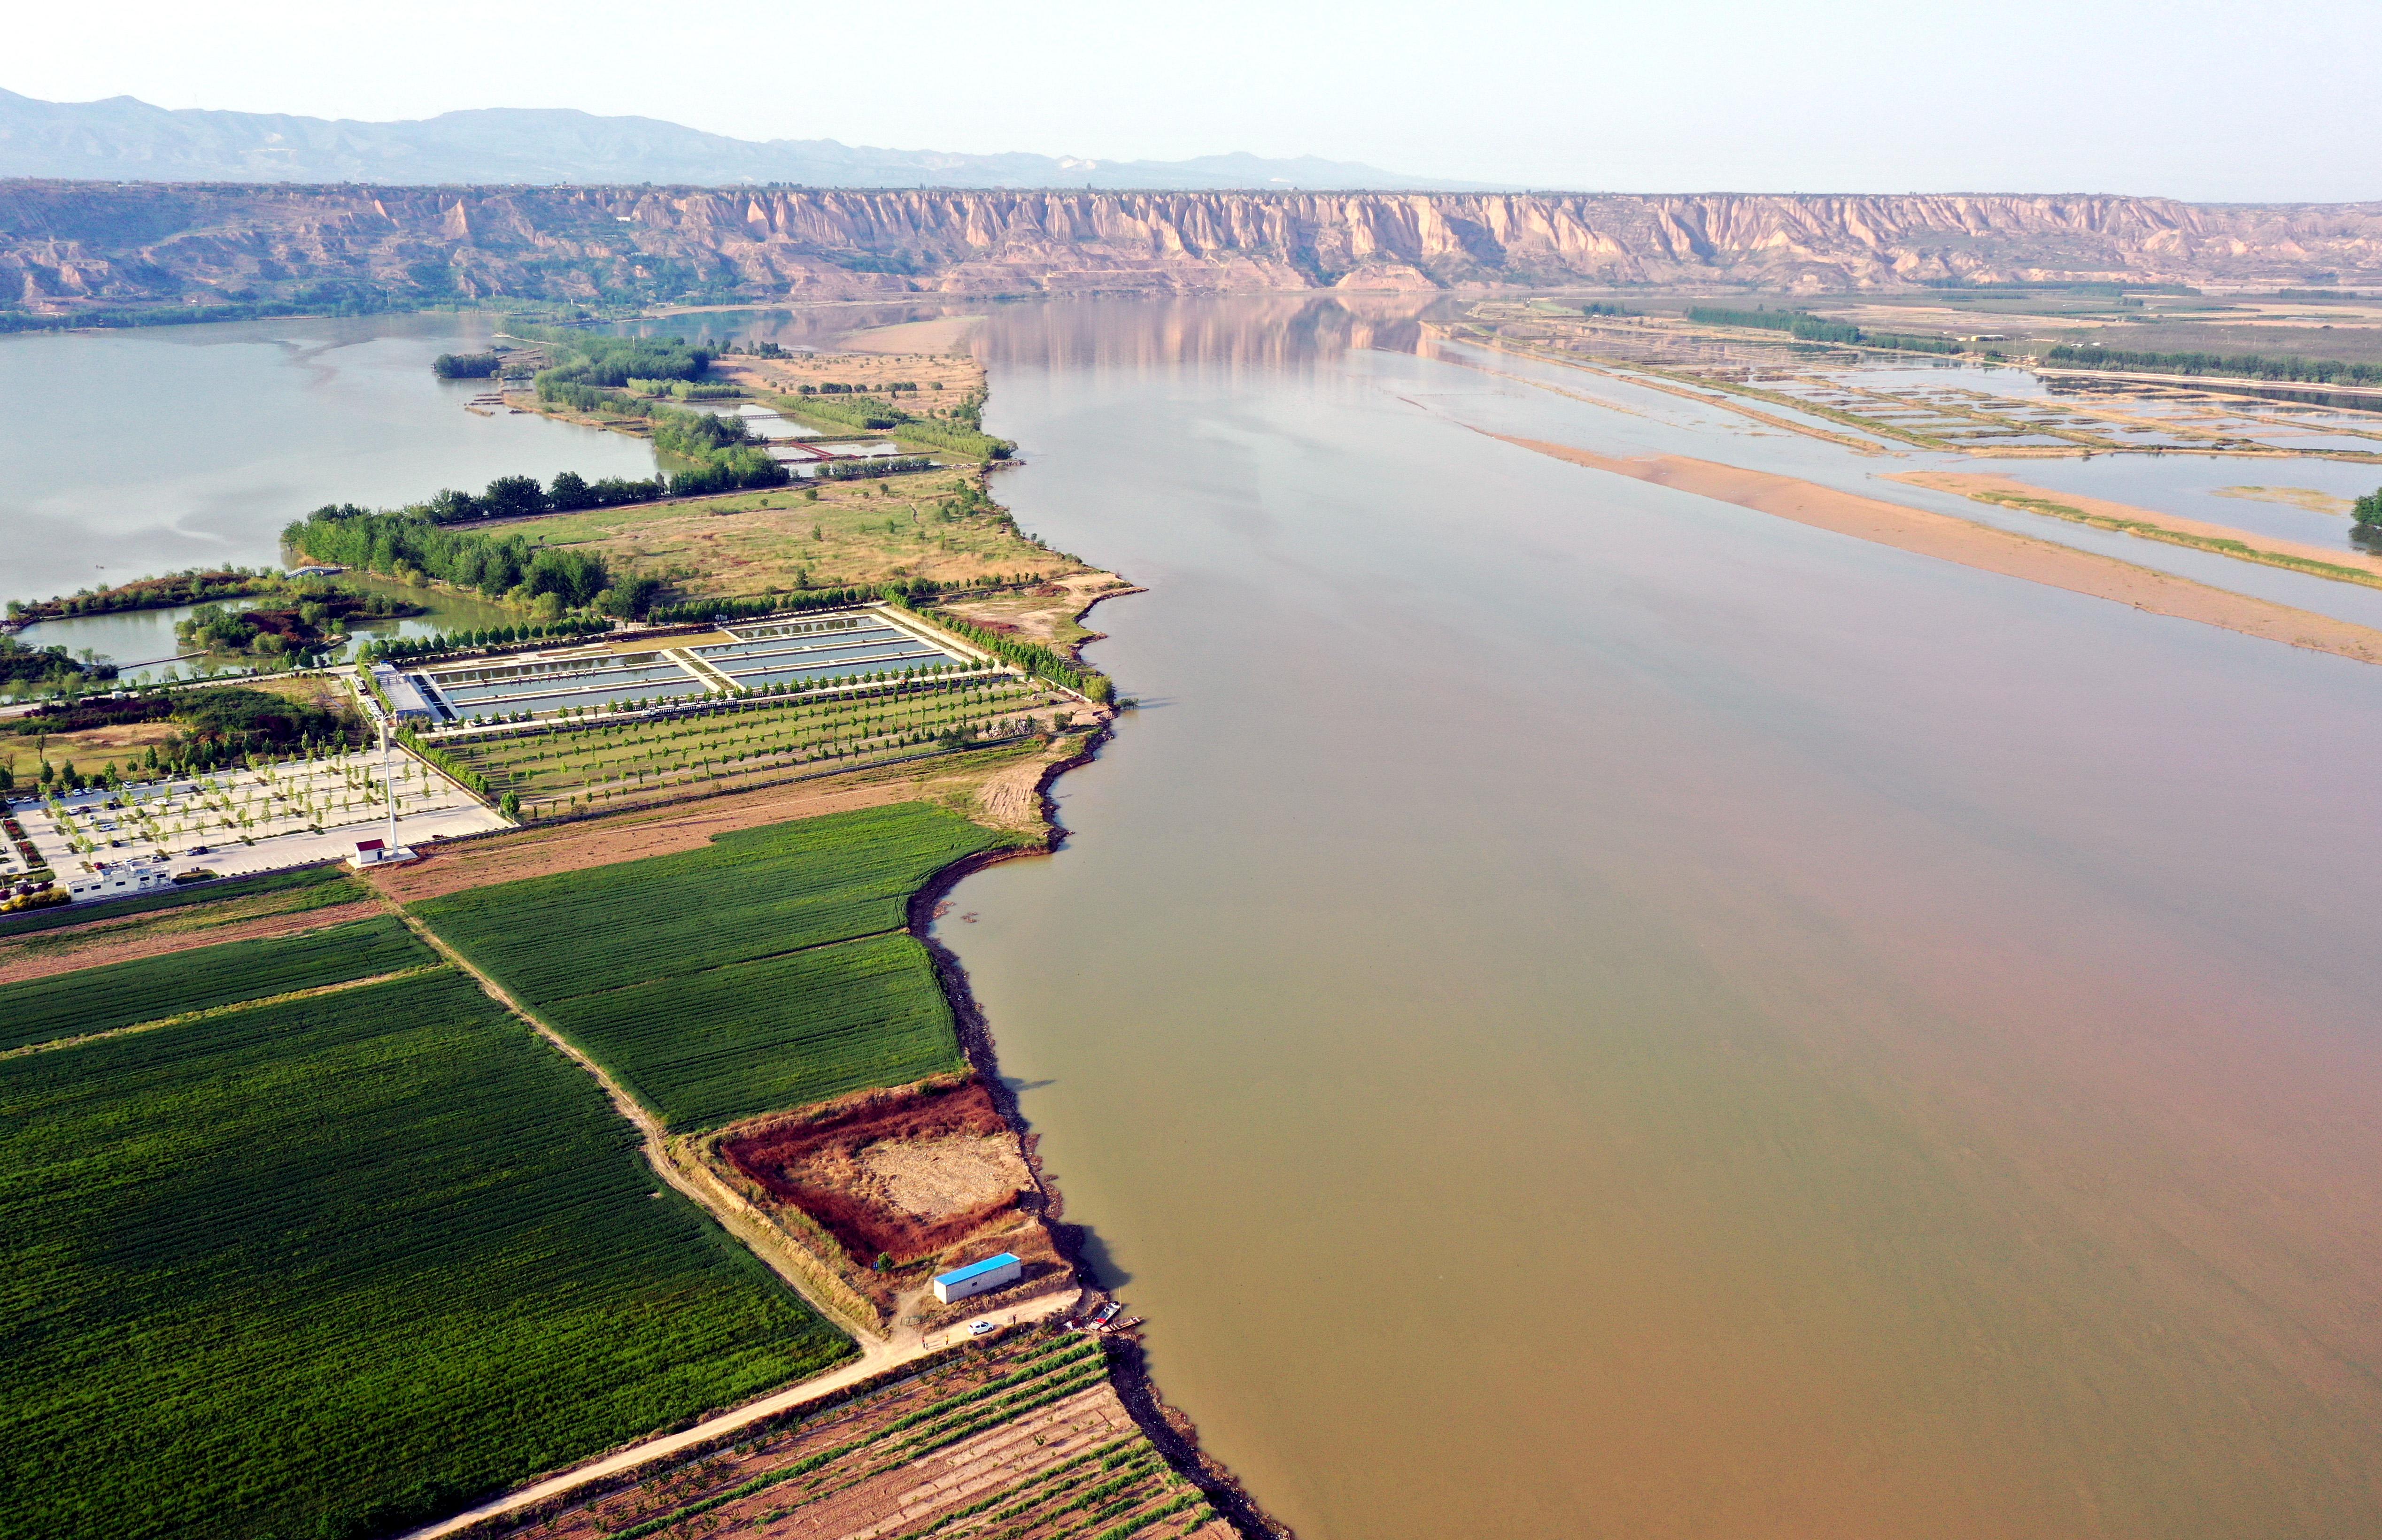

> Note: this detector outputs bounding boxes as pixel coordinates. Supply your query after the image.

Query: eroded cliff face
[5,182,2380,314]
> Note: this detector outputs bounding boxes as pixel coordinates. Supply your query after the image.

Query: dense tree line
[786,394,904,430]
[1686,307,1970,354]
[285,509,612,613]
[370,456,799,531]
[530,371,790,494]
[393,471,667,526]
[811,455,936,480]
[912,602,1109,701]
[1687,307,1865,344]
[2043,344,2382,387]
[645,581,940,627]
[432,352,500,379]
[782,391,1013,459]
[7,569,277,624]
[629,380,743,400]
[0,638,117,692]
[362,618,608,662]
[173,583,413,660]
[2357,488,2382,529]
[9,686,364,792]
[510,323,716,388]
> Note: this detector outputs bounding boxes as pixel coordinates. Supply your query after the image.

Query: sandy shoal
[1890,470,2382,582]
[841,316,984,354]
[1489,434,2382,667]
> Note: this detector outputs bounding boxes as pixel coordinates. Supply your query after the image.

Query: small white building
[66,858,174,902]
[931,1252,1022,1305]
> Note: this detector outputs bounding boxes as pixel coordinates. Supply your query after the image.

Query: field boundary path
[0,962,447,1061]
[385,894,1078,1540]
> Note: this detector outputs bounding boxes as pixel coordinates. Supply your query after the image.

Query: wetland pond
[0,312,657,659]
[10,301,2382,1540]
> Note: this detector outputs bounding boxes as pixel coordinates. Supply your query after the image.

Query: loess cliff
[6,182,2382,316]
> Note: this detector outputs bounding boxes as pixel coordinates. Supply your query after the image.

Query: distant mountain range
[0,88,1502,191]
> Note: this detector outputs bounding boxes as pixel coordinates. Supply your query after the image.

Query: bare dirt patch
[712,346,983,401]
[363,742,1079,904]
[0,897,382,985]
[721,1081,1029,1267]
[938,571,1142,650]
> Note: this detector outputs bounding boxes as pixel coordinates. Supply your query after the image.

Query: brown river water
[8,299,2380,1538]
[928,298,2382,1540]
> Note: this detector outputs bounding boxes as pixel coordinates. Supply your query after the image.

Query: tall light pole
[380,715,398,857]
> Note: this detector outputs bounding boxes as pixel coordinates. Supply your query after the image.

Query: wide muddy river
[11,300,2382,1537]
[928,298,2382,1539]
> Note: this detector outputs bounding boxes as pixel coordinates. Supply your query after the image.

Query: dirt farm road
[388,899,1081,1540]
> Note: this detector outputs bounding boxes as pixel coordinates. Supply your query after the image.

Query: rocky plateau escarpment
[5,182,2381,315]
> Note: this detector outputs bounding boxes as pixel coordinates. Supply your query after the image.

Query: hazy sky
[11,0,2379,200]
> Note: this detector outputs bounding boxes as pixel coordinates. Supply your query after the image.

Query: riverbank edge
[908,587,1298,1540]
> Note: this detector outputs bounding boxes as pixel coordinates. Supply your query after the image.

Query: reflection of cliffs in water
[9,185,2382,316]
[972,294,1438,376]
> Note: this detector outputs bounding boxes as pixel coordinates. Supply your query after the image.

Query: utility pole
[381,715,398,856]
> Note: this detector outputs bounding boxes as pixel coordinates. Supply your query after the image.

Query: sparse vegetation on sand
[0,968,852,1540]
[408,803,1010,1128]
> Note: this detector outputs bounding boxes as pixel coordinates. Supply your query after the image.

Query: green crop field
[410,802,1008,1128]
[0,968,852,1540]
[0,914,435,1051]
[411,802,1005,1003]
[440,677,1058,816]
[546,934,964,1128]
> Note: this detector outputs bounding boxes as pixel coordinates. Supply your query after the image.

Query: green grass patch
[0,914,435,1051]
[1964,490,2382,589]
[411,802,1003,1001]
[0,969,852,1540]
[410,803,1007,1127]
[0,861,355,938]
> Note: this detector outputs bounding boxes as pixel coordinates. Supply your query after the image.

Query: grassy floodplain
[0,913,433,1050]
[0,968,852,1540]
[410,803,1006,1128]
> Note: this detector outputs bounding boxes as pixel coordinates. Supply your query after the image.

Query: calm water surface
[935,298,2382,1540]
[11,302,2381,1538]
[0,313,657,611]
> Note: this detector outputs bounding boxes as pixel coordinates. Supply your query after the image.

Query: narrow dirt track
[384,892,1079,1540]
[0,897,384,985]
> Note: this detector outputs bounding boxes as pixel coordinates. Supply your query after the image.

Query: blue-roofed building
[931,1252,1023,1304]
